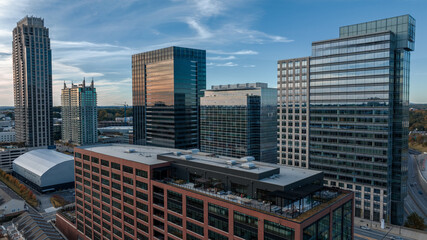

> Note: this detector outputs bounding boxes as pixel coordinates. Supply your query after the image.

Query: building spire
[63,81,66,89]
[91,77,94,88]
[83,77,86,87]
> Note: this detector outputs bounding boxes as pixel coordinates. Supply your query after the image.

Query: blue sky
[0,0,426,106]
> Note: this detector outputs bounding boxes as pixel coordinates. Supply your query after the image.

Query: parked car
[360,226,370,230]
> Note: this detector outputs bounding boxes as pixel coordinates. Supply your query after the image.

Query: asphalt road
[355,227,413,240]
[405,154,427,220]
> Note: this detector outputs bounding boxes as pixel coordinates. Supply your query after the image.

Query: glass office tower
[13,16,53,147]
[200,83,277,163]
[132,47,206,149]
[309,15,415,225]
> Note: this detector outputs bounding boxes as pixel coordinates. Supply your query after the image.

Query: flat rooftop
[78,144,175,166]
[162,152,321,186]
[78,144,321,186]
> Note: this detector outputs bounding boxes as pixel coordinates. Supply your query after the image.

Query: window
[111,162,121,170]
[168,214,182,226]
[91,157,99,164]
[136,169,148,178]
[136,180,148,190]
[168,225,183,239]
[123,165,133,174]
[187,221,204,236]
[234,211,258,239]
[101,159,109,167]
[187,196,203,221]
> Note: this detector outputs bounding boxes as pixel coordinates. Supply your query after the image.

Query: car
[360,226,370,230]
[419,190,423,195]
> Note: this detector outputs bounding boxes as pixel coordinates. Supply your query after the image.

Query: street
[405,153,427,221]
[355,227,413,240]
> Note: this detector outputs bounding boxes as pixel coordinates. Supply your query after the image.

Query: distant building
[277,57,310,168]
[61,79,97,145]
[132,46,206,149]
[64,144,353,240]
[0,146,28,172]
[200,83,277,163]
[0,186,26,218]
[13,149,74,192]
[8,209,65,240]
[98,126,132,144]
[13,16,53,147]
[0,132,15,143]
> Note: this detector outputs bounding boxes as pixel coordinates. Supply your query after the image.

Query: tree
[404,212,426,230]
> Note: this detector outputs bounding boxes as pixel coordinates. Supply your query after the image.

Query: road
[405,153,427,220]
[355,227,414,240]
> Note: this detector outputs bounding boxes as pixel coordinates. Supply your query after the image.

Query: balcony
[162,180,350,222]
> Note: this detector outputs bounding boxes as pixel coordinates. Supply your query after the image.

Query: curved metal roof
[13,149,73,177]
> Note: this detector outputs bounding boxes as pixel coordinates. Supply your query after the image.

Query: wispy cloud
[0,0,294,105]
[208,62,238,67]
[209,49,259,55]
[207,55,236,60]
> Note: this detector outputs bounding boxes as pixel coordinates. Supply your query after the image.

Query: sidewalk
[354,217,427,240]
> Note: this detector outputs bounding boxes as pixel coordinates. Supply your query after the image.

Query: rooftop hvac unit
[179,155,193,160]
[241,162,256,169]
[125,149,135,153]
[173,152,182,156]
[190,149,200,154]
[226,160,237,165]
[240,156,255,162]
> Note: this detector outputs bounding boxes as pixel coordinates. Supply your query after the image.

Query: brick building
[57,144,353,240]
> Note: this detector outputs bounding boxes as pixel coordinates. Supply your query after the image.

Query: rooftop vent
[240,156,254,162]
[226,160,237,165]
[241,162,256,169]
[125,149,136,153]
[190,149,200,154]
[179,155,193,160]
[173,152,182,156]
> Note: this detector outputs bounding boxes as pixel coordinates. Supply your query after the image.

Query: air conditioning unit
[125,149,135,153]
[226,160,237,165]
[179,155,193,160]
[240,156,255,162]
[241,163,256,169]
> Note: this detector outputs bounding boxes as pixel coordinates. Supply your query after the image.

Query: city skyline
[0,0,426,106]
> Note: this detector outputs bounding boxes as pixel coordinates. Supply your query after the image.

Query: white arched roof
[13,149,73,177]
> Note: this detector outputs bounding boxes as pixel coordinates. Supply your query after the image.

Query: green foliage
[409,110,427,131]
[404,212,426,230]
[98,108,133,121]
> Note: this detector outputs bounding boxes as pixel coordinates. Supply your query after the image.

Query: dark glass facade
[13,16,53,147]
[132,46,206,149]
[309,15,415,225]
[200,83,277,163]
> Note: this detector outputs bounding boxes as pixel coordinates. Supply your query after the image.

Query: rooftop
[161,152,321,186]
[9,209,65,240]
[211,82,269,90]
[13,149,73,176]
[78,144,175,166]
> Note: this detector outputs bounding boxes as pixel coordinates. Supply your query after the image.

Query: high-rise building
[277,15,415,225]
[57,143,353,240]
[132,46,206,149]
[200,83,277,163]
[12,16,53,147]
[61,79,97,145]
[277,58,310,167]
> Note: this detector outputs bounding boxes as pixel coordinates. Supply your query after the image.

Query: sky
[0,0,426,106]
